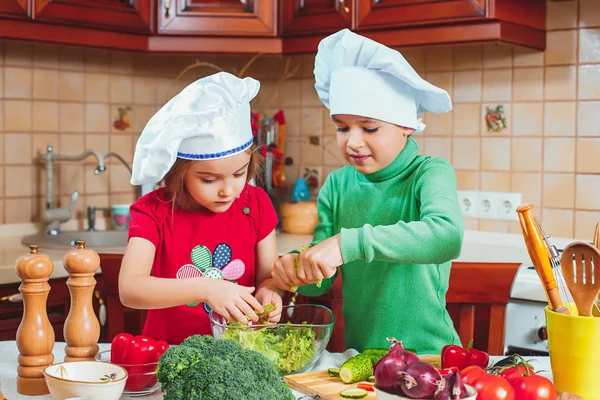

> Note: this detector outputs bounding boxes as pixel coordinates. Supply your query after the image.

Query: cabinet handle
[339,0,349,13]
[94,290,107,327]
[0,293,23,303]
[164,0,171,17]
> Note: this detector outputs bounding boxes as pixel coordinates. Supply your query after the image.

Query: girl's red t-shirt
[127,184,278,344]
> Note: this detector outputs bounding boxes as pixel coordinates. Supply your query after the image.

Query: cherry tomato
[500,364,535,385]
[460,365,487,386]
[472,375,515,400]
[512,375,557,400]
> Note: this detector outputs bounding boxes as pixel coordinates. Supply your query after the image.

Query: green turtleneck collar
[359,137,420,183]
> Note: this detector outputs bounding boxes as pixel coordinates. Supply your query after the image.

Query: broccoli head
[156,335,295,400]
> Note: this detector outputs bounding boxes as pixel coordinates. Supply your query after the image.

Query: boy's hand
[204,280,263,325]
[271,253,308,291]
[296,235,342,284]
[254,284,283,323]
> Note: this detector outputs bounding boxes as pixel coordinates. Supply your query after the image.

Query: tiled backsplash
[0,0,599,240]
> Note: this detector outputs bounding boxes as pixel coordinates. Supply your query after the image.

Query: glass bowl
[95,350,161,396]
[210,304,335,375]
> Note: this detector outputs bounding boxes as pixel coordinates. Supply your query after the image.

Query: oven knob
[536,326,548,341]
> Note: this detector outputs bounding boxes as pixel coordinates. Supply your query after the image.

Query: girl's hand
[255,283,283,323]
[204,280,263,324]
[271,253,309,291]
[296,235,342,284]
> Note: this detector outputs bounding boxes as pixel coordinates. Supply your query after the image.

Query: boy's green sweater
[298,138,464,354]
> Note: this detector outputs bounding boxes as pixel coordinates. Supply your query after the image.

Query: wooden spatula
[594,222,600,248]
[561,241,600,316]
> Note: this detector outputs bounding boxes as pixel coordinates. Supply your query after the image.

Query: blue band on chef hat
[177,137,254,160]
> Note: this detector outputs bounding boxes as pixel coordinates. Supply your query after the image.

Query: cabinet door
[33,0,154,34]
[282,0,351,37]
[158,0,276,36]
[356,0,485,31]
[0,0,29,19]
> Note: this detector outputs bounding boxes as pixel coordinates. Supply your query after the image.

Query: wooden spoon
[561,241,600,316]
[594,222,600,248]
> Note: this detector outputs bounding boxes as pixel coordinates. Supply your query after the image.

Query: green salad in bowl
[209,304,335,375]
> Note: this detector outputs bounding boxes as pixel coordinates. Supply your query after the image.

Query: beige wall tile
[452,103,480,136]
[455,170,479,190]
[579,65,600,100]
[545,66,577,101]
[5,166,33,197]
[133,77,157,105]
[300,107,322,137]
[58,71,84,102]
[452,46,482,70]
[59,47,84,71]
[299,139,323,166]
[579,0,600,28]
[323,136,345,167]
[156,78,176,105]
[110,51,133,75]
[424,112,451,136]
[453,71,482,102]
[482,138,510,171]
[284,136,301,169]
[59,133,84,157]
[576,174,600,210]
[481,171,510,191]
[33,69,59,100]
[301,78,321,107]
[110,135,134,164]
[575,211,600,239]
[547,0,578,30]
[578,101,600,136]
[576,138,600,173]
[85,73,110,103]
[4,100,32,132]
[322,108,336,137]
[413,136,424,151]
[513,48,544,67]
[59,103,84,133]
[541,208,574,238]
[129,105,152,133]
[512,68,543,101]
[0,100,3,132]
[544,138,575,173]
[580,29,600,63]
[5,42,32,67]
[85,164,110,194]
[543,173,575,208]
[84,48,110,72]
[399,48,425,72]
[109,164,134,192]
[511,172,542,207]
[545,30,577,65]
[110,192,136,206]
[452,138,480,170]
[32,134,59,162]
[110,75,133,104]
[482,69,511,102]
[278,79,301,109]
[425,47,452,71]
[426,72,453,95]
[423,137,451,161]
[33,44,59,69]
[482,45,512,68]
[544,102,576,137]
[84,194,110,210]
[85,134,109,166]
[5,198,32,224]
[32,101,59,132]
[479,220,510,233]
[58,164,84,196]
[85,103,109,133]
[4,133,31,164]
[512,138,542,171]
[5,67,32,99]
[512,103,543,136]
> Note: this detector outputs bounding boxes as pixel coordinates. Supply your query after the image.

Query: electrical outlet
[457,190,479,218]
[495,192,522,221]
[478,191,498,219]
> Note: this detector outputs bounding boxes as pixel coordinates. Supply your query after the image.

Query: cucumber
[361,348,388,365]
[339,354,373,384]
[328,367,340,377]
[340,388,368,399]
[367,375,375,383]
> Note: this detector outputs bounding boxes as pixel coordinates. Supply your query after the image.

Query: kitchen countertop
[0,341,552,400]
[0,222,584,286]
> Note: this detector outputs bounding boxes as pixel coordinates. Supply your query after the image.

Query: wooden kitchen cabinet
[0,0,29,19]
[32,0,154,34]
[281,0,351,37]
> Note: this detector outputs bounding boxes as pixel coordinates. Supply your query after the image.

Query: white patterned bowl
[43,361,127,400]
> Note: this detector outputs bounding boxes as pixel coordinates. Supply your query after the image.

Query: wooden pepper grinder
[15,244,54,395]
[63,240,100,361]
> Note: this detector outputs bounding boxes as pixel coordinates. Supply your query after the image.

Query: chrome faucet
[40,144,107,235]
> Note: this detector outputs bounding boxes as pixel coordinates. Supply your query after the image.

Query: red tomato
[512,375,557,400]
[110,333,133,364]
[500,365,535,385]
[472,375,515,400]
[460,365,487,386]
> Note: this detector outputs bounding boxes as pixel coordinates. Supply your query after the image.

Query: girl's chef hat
[314,29,452,133]
[131,71,259,185]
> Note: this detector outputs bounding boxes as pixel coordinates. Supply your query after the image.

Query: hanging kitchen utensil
[594,222,600,248]
[272,110,287,189]
[560,241,600,317]
[263,117,274,194]
[517,203,570,315]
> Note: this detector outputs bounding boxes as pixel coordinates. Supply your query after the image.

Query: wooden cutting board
[284,355,441,400]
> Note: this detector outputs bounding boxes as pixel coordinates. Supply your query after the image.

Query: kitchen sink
[22,230,128,250]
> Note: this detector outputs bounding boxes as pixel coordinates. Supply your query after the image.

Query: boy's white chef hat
[314,29,452,133]
[130,72,259,185]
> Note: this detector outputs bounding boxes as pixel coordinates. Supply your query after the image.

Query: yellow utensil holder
[545,305,600,399]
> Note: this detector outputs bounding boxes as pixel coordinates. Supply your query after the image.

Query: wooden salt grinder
[63,240,100,361]
[15,244,54,395]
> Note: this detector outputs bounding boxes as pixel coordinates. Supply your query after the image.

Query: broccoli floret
[157,335,295,400]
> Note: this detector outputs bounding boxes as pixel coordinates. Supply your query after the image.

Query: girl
[271,29,464,354]
[120,72,283,345]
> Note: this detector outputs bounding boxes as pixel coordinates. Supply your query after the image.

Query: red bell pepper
[110,333,133,364]
[441,340,489,370]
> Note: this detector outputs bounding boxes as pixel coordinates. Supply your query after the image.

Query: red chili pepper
[438,366,459,376]
[357,383,374,392]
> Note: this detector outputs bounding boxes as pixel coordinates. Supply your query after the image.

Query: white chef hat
[131,72,260,185]
[314,29,452,133]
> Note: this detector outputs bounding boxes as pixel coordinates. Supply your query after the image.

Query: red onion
[434,371,468,400]
[373,338,420,395]
[398,361,443,399]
